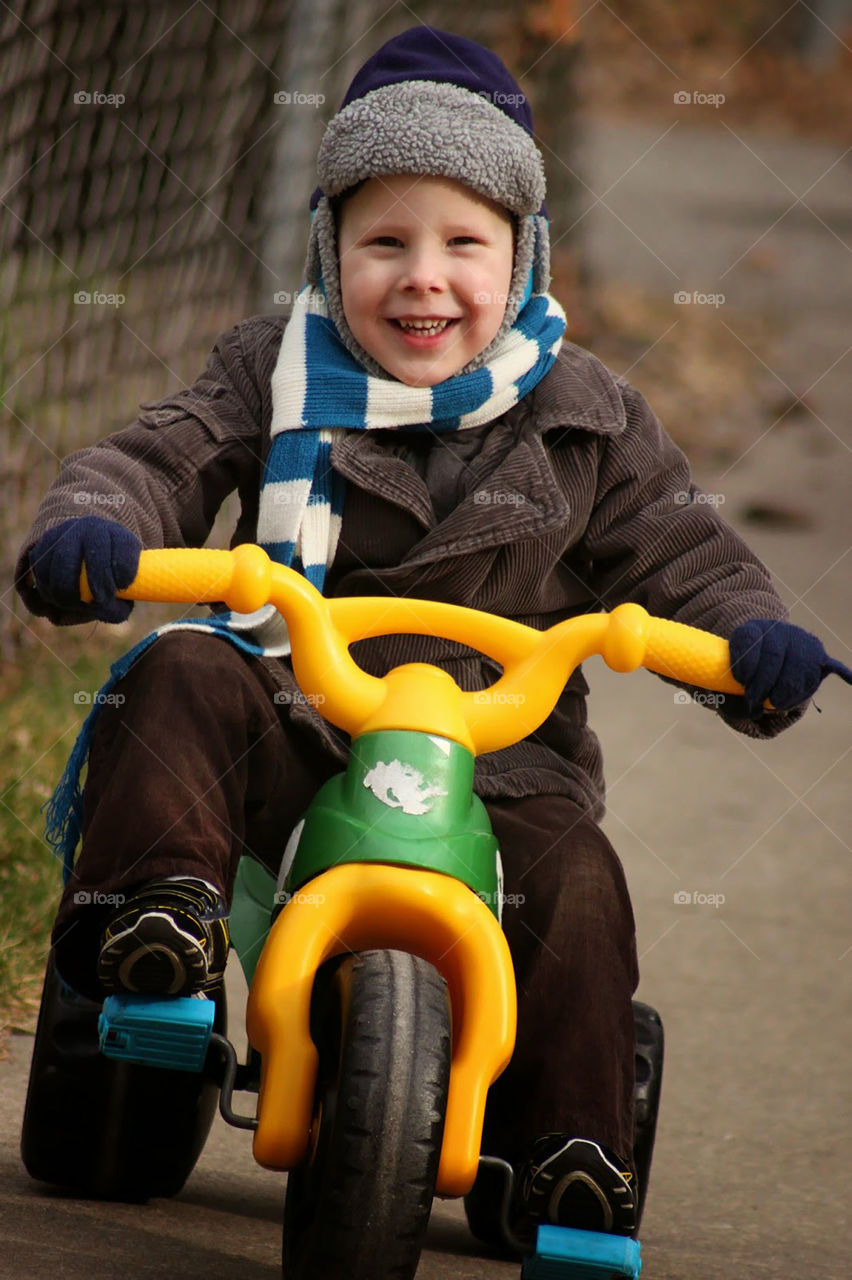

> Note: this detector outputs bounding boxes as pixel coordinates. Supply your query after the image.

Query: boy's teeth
[397,318,450,334]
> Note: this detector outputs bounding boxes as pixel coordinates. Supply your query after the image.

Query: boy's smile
[337,175,515,387]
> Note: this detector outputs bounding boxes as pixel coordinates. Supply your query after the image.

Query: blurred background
[3,1,851,654]
[1,5,851,1276]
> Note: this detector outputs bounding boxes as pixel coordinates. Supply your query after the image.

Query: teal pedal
[98,994,215,1072]
[522,1225,642,1278]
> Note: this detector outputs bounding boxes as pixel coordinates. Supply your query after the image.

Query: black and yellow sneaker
[516,1136,637,1237]
[97,877,230,996]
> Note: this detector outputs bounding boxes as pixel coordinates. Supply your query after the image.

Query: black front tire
[21,952,224,1200]
[283,949,451,1280]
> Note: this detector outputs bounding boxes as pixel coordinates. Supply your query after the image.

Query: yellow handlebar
[81,546,747,755]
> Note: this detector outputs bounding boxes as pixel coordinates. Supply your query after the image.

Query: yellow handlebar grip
[80,545,273,614]
[642,616,743,694]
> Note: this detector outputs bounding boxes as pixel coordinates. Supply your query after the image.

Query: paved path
[2,116,850,1278]
[581,115,851,1279]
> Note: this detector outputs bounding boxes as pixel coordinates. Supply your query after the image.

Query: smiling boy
[17,24,851,1253]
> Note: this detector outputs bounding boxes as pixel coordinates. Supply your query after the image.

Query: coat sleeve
[14,317,284,625]
[583,380,805,737]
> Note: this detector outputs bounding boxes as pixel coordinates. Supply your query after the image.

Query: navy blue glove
[728,618,852,717]
[28,516,142,623]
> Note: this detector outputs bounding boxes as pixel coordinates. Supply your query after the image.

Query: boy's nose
[397,248,446,293]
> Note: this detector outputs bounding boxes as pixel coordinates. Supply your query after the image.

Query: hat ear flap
[531,214,551,296]
[303,201,326,287]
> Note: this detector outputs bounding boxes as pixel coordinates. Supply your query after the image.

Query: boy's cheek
[339,265,382,318]
[476,293,509,337]
[339,276,368,329]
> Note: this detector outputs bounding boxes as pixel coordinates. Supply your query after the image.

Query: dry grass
[0,626,130,1051]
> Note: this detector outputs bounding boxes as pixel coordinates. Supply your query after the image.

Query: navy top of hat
[309,26,536,211]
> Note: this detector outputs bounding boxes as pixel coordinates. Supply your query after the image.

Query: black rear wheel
[21,952,223,1200]
[283,949,451,1280]
[631,1000,664,1228]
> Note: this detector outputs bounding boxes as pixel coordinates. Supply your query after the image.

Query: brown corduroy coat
[16,315,801,818]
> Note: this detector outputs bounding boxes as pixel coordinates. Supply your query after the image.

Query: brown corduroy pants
[52,631,639,1163]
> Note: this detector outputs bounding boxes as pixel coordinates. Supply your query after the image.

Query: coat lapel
[329,343,627,565]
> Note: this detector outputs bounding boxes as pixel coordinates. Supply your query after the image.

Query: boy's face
[337,175,515,387]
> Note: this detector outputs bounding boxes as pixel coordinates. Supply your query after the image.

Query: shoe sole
[98,911,209,996]
[523,1138,637,1235]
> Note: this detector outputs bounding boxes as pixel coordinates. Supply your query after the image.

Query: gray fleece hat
[303,27,551,378]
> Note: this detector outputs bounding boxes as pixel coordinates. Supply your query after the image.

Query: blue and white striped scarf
[44,285,566,880]
[258,284,566,587]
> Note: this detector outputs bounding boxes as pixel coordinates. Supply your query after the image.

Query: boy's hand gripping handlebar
[81,543,749,751]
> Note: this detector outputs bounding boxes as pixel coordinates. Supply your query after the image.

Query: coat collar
[329,342,626,563]
[526,339,627,437]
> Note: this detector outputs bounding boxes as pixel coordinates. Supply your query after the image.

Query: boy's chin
[375,353,471,387]
[396,370,460,388]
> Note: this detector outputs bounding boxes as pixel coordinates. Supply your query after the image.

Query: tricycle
[22,542,751,1278]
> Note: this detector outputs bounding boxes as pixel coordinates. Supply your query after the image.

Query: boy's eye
[370,236,403,247]
[449,236,480,245]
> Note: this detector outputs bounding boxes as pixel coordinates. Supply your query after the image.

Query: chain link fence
[1,1,294,655]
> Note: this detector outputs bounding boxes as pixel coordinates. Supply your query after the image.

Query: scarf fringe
[44,629,164,883]
[45,615,271,883]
